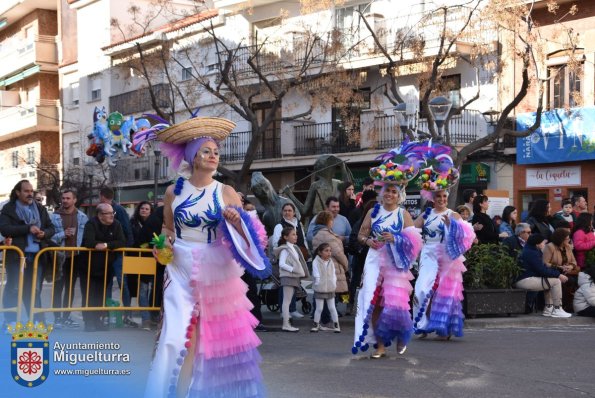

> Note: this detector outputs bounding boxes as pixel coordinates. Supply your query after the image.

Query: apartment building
[0,0,60,202]
[62,0,510,204]
[504,0,595,215]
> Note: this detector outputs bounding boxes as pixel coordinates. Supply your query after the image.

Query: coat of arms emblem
[8,321,53,387]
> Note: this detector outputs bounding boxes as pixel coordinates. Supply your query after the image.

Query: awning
[0,65,40,87]
[460,162,490,184]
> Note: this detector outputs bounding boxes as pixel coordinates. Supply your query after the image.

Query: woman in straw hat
[412,144,475,341]
[351,142,424,358]
[136,116,271,398]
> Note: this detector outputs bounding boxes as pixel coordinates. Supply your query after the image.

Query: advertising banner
[516,106,595,164]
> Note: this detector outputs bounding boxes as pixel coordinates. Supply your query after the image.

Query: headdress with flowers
[417,141,460,200]
[369,140,427,187]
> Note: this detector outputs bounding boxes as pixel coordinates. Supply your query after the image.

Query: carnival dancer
[352,142,424,358]
[412,143,475,340]
[135,116,271,398]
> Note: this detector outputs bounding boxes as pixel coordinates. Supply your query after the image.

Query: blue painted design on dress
[422,215,445,242]
[371,212,391,236]
[200,186,222,243]
[173,190,206,238]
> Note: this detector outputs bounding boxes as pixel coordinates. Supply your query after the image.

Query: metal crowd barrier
[28,247,161,323]
[0,245,26,323]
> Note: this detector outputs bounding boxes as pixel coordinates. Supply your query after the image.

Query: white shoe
[551,307,572,318]
[542,306,553,317]
[282,321,299,332]
[290,311,304,318]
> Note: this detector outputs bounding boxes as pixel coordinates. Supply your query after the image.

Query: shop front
[515,107,595,217]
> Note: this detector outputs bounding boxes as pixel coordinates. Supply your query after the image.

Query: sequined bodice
[422,209,451,244]
[172,180,224,243]
[371,206,404,238]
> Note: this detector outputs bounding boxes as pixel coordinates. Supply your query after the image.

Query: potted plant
[463,243,525,317]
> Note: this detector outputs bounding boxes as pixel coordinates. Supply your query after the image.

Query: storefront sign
[526,166,581,187]
[460,162,490,184]
[516,106,595,165]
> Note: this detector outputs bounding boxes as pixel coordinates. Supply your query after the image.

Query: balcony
[372,109,483,150]
[337,9,496,63]
[109,84,171,116]
[0,35,58,81]
[0,100,59,140]
[220,130,281,163]
[294,122,361,156]
[109,155,170,184]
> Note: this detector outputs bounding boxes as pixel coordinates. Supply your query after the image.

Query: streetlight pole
[153,149,161,208]
[428,96,453,143]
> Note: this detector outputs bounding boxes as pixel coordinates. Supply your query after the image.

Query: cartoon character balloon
[86,108,145,166]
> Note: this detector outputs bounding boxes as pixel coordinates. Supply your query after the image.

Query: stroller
[259,274,312,315]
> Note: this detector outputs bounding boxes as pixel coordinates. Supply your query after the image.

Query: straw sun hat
[156,117,236,143]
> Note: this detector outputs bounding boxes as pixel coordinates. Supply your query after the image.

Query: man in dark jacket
[81,203,126,331]
[502,223,531,259]
[0,180,54,324]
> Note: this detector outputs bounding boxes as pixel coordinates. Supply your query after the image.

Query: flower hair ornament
[369,140,427,186]
[417,141,460,201]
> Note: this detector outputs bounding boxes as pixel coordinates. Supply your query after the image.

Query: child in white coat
[311,243,340,333]
[574,264,595,317]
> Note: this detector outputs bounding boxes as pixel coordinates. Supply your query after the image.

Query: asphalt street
[2,309,594,398]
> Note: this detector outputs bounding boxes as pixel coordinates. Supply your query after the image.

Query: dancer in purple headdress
[351,142,423,358]
[136,116,271,398]
[412,144,475,340]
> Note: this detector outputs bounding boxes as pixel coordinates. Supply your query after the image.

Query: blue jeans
[2,253,44,323]
[106,254,131,307]
[139,280,151,321]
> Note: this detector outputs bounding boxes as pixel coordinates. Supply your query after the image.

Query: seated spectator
[499,206,517,239]
[572,213,595,269]
[543,228,579,312]
[81,203,126,332]
[502,223,531,259]
[526,199,554,241]
[514,234,571,318]
[573,264,595,317]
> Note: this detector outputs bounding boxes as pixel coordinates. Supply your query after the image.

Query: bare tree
[110,2,365,190]
[358,0,579,202]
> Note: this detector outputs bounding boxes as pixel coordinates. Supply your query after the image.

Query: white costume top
[172,180,223,243]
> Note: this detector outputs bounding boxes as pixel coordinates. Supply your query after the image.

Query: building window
[181,67,193,81]
[89,75,101,101]
[12,151,18,168]
[548,63,582,109]
[27,147,35,164]
[70,82,79,106]
[73,157,80,166]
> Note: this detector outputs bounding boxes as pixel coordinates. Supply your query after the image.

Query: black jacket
[0,200,55,263]
[82,218,125,277]
[472,212,499,244]
[526,216,553,241]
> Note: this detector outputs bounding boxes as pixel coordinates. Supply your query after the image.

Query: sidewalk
[260,307,595,330]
